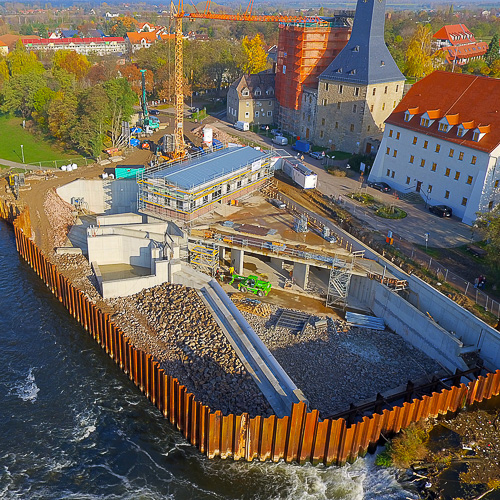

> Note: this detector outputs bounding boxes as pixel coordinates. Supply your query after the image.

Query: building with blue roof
[313,0,405,154]
[137,146,274,222]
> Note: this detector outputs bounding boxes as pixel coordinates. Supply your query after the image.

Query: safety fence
[2,199,500,466]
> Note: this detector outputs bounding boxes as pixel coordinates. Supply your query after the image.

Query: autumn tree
[6,40,45,76]
[241,34,268,74]
[53,50,91,80]
[121,64,153,96]
[404,25,436,79]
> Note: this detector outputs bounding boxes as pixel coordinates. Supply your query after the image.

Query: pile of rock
[243,306,443,418]
[43,188,75,248]
[191,125,239,146]
[109,283,272,417]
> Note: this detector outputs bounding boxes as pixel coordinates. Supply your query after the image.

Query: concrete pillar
[219,246,226,261]
[293,262,310,289]
[231,248,244,275]
[270,257,283,271]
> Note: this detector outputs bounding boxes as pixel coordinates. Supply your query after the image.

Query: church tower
[314,0,405,154]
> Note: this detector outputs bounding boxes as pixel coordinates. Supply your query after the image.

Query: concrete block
[293,262,310,289]
[231,248,244,275]
[55,247,83,255]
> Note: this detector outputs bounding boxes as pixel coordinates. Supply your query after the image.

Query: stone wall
[314,80,404,153]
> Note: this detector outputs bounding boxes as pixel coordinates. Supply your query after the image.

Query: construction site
[2,0,500,470]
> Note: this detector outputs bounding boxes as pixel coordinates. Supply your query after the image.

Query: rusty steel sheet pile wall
[2,199,500,466]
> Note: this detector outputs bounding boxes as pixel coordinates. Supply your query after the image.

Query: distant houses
[433,24,488,66]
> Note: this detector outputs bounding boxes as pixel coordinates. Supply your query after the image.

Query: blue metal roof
[320,0,404,85]
[155,146,268,191]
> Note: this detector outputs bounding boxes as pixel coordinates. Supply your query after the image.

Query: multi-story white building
[22,36,127,56]
[368,71,500,226]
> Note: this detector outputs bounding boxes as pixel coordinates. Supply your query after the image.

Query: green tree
[1,72,47,118]
[6,40,45,76]
[32,86,56,129]
[0,59,9,88]
[476,206,500,275]
[485,34,500,66]
[47,90,78,142]
[103,78,137,147]
[404,25,436,79]
[241,34,268,74]
[73,85,110,157]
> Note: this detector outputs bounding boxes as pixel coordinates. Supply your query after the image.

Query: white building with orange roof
[433,24,488,66]
[0,40,8,56]
[368,71,500,225]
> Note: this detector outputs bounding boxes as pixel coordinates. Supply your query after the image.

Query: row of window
[385,170,471,207]
[387,132,478,164]
[324,83,400,95]
[241,88,274,97]
[321,99,397,111]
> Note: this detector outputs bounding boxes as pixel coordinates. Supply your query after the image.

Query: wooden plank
[312,419,329,465]
[326,418,345,465]
[285,402,306,463]
[199,405,209,454]
[220,414,234,459]
[298,409,318,464]
[183,392,192,439]
[272,416,288,462]
[259,415,275,462]
[233,413,248,461]
[246,416,261,462]
[189,399,199,447]
[208,410,222,459]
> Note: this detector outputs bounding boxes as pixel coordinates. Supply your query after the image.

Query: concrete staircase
[198,279,307,417]
[66,215,97,255]
[398,191,425,204]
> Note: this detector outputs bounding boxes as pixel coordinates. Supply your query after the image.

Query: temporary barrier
[2,198,500,466]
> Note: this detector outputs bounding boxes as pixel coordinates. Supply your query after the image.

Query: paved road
[0,158,34,170]
[212,119,477,249]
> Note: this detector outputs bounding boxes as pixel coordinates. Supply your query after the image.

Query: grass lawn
[326,150,353,160]
[0,114,82,166]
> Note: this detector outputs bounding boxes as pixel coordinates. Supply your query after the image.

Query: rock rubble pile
[109,283,272,417]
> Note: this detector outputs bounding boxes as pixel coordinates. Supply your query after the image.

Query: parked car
[368,181,392,192]
[429,204,452,217]
[260,125,268,131]
[149,109,160,115]
[271,129,282,136]
[309,150,325,160]
[269,198,286,209]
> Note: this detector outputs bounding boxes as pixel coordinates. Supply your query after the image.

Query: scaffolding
[275,17,352,113]
[137,147,274,222]
[189,243,219,277]
[326,258,354,310]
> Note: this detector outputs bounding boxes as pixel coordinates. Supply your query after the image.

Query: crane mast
[171,0,328,159]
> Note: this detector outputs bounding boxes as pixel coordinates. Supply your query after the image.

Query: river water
[0,221,420,499]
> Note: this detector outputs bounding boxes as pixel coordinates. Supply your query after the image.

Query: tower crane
[170,0,327,159]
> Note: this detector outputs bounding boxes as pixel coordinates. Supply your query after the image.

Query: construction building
[137,146,274,222]
[314,0,405,154]
[275,14,353,136]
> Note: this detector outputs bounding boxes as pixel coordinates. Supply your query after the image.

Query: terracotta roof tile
[386,71,500,153]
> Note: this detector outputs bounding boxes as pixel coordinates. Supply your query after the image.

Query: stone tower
[314,0,405,154]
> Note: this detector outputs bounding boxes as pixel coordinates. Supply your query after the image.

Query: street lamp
[20,144,24,164]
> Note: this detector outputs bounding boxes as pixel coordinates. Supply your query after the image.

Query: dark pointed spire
[320,0,404,85]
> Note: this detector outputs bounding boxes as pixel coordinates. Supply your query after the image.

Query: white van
[272,135,288,146]
[234,121,249,131]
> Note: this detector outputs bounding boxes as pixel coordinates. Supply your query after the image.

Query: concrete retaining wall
[350,276,468,372]
[57,179,138,214]
[88,234,153,268]
[406,275,500,371]
[100,260,169,299]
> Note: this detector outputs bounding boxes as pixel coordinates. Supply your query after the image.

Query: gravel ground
[108,284,272,417]
[242,305,444,418]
